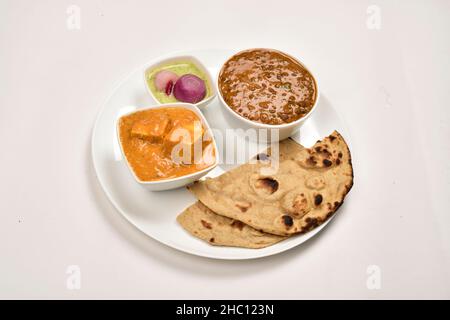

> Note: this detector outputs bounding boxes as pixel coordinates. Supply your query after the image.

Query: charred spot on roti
[323,159,332,167]
[256,153,270,161]
[306,156,317,166]
[201,219,212,229]
[282,215,294,227]
[256,177,279,194]
[292,194,308,216]
[314,194,323,206]
[338,152,343,158]
[334,201,342,210]
[320,148,332,158]
[336,158,341,165]
[299,137,343,169]
[303,217,319,231]
[235,200,251,212]
[209,237,215,243]
[345,181,354,193]
[281,190,310,217]
[236,204,248,212]
[329,135,336,142]
[231,220,245,231]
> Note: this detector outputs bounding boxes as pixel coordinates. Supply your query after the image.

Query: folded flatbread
[177,201,286,248]
[187,131,353,236]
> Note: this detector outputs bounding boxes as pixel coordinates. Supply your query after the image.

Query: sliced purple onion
[173,74,206,104]
[154,70,179,93]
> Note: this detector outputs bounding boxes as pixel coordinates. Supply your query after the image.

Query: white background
[1,0,449,299]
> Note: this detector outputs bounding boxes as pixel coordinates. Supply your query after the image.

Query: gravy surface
[219,49,317,125]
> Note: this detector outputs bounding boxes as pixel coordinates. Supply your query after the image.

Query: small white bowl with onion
[143,56,216,109]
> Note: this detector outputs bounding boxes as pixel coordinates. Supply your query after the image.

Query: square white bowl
[143,55,216,109]
[116,103,219,191]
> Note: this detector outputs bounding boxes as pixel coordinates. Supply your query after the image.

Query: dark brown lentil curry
[218,49,317,125]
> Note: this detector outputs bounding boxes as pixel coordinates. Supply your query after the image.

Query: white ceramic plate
[91,49,350,260]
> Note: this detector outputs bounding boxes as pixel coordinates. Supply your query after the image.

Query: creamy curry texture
[219,49,317,125]
[118,107,215,182]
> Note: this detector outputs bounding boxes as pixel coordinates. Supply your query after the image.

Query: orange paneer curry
[118,107,215,181]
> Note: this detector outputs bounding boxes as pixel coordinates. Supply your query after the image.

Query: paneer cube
[130,115,170,143]
[163,120,204,164]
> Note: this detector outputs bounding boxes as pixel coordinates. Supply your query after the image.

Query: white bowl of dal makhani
[217,48,319,141]
[117,103,218,191]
